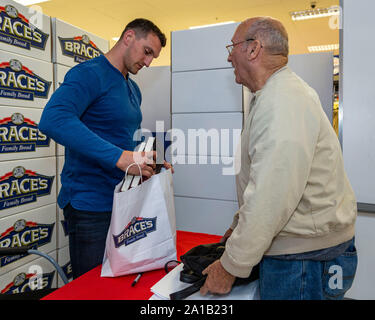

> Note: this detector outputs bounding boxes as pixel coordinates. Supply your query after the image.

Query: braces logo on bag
[113,216,157,248]
[0,166,55,210]
[0,113,50,153]
[58,34,103,64]
[0,5,49,51]
[0,59,51,100]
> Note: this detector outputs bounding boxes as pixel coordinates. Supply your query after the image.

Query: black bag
[165,242,259,300]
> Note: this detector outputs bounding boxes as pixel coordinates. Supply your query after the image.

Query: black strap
[169,277,206,300]
[179,269,202,283]
[164,259,207,300]
[0,246,32,255]
[164,260,181,274]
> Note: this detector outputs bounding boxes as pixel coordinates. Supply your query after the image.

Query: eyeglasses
[226,38,256,55]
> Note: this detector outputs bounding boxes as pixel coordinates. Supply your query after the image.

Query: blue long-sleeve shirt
[39,55,142,212]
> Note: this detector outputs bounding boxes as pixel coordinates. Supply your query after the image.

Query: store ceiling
[34,0,339,66]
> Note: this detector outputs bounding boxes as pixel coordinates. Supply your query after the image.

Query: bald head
[228,17,289,91]
[241,17,289,58]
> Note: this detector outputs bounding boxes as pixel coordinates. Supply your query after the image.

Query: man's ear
[122,29,136,46]
[247,40,262,60]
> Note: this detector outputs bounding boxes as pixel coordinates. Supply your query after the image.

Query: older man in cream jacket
[200,17,357,300]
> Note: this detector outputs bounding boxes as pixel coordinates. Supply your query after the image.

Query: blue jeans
[63,203,112,279]
[259,239,358,300]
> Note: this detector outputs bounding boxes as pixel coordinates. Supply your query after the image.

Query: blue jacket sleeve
[39,65,123,169]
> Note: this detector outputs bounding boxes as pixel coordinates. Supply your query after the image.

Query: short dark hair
[120,18,166,47]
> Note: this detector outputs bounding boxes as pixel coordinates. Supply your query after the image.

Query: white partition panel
[172,68,242,113]
[171,24,243,234]
[339,0,375,301]
[172,113,242,157]
[345,212,375,299]
[171,23,239,72]
[341,0,375,207]
[288,52,334,123]
[175,196,238,235]
[130,66,171,132]
[172,155,237,201]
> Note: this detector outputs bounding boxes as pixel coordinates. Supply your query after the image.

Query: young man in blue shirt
[39,19,172,279]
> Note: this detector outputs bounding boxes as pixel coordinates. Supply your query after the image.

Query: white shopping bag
[101,167,177,277]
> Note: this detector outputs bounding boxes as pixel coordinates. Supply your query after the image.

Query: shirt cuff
[220,249,252,278]
[110,148,125,169]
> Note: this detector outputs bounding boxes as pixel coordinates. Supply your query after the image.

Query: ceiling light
[308,44,339,52]
[13,0,50,5]
[189,21,235,30]
[112,37,120,41]
[290,6,340,21]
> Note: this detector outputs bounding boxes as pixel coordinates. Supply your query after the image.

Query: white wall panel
[172,155,237,201]
[288,52,334,123]
[339,1,375,300]
[171,22,239,72]
[172,113,242,157]
[130,66,171,132]
[341,0,375,206]
[0,204,56,275]
[172,68,242,113]
[345,212,375,299]
[175,196,238,235]
[171,24,243,236]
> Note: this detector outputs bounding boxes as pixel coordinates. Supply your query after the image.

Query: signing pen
[131,273,143,287]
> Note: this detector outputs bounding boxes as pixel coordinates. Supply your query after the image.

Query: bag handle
[119,162,143,191]
[124,162,143,184]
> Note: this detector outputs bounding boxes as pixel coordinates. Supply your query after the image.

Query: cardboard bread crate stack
[0,0,109,295]
[0,0,57,295]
